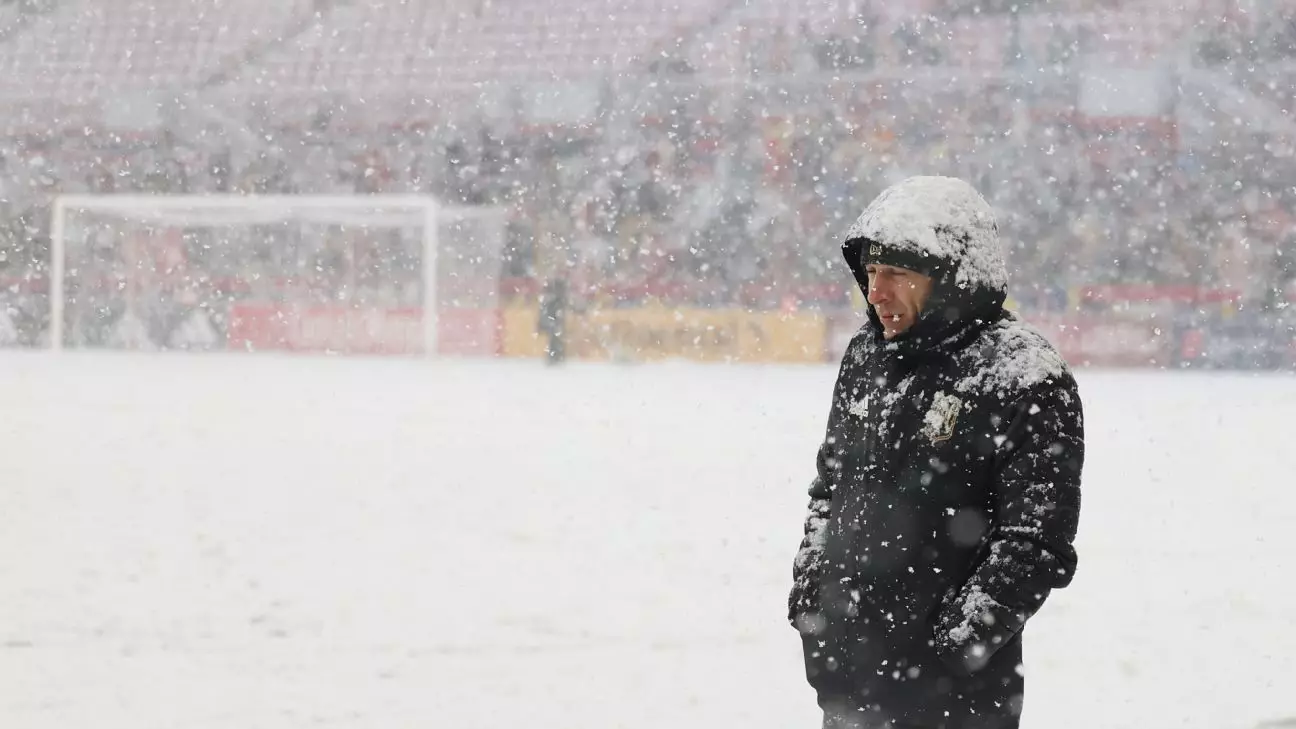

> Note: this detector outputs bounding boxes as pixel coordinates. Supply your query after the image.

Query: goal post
[48,194,507,356]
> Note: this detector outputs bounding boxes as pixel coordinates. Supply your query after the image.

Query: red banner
[1025,315,1173,368]
[227,304,500,356]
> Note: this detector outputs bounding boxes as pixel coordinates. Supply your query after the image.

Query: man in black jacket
[789,176,1085,729]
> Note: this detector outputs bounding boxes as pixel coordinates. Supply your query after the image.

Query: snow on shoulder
[844,176,1008,292]
[955,316,1069,398]
[845,324,880,366]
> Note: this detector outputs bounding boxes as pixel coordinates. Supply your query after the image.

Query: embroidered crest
[869,243,882,256]
[922,391,963,443]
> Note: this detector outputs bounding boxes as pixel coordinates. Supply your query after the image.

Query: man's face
[865,263,934,339]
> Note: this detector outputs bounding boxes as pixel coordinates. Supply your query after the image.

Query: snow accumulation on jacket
[790,176,1085,728]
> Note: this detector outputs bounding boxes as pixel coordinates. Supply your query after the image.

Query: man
[537,274,569,365]
[788,176,1084,729]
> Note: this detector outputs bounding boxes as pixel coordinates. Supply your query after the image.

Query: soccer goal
[49,194,508,356]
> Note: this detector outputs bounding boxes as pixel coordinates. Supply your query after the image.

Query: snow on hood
[843,176,1008,293]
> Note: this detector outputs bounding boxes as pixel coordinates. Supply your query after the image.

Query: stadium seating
[0,0,312,103]
[0,0,1288,369]
[229,0,731,101]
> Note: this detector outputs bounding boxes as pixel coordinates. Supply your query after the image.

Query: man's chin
[881,322,913,340]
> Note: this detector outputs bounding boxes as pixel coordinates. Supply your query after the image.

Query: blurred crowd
[0,0,1293,351]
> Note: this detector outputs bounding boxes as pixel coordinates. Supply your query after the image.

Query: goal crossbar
[56,194,449,211]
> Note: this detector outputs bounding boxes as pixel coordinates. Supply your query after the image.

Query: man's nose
[867,279,891,305]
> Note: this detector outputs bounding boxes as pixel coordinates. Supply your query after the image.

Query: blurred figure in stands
[537,275,568,365]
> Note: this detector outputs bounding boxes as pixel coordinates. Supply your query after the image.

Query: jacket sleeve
[933,375,1085,674]
[788,441,837,627]
[789,343,859,628]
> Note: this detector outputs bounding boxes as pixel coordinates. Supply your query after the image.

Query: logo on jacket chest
[922,391,963,444]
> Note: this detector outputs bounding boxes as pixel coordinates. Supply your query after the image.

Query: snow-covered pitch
[0,352,1292,729]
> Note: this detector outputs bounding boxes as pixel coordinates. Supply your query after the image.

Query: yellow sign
[502,305,827,363]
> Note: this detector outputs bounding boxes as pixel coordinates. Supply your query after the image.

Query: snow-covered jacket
[790,176,1085,727]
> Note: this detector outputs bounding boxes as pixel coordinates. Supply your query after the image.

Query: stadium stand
[229,0,731,98]
[0,0,313,102]
[0,0,1290,366]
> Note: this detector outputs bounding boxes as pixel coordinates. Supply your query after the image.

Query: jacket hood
[842,176,1009,349]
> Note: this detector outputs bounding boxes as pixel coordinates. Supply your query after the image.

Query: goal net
[49,194,508,356]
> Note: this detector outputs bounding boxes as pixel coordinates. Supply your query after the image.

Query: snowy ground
[0,351,1293,729]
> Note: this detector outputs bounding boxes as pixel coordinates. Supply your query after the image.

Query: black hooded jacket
[789,177,1085,728]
